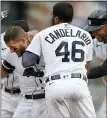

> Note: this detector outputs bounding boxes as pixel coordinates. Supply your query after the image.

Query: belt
[25,93,45,99]
[46,73,87,83]
[5,88,21,94]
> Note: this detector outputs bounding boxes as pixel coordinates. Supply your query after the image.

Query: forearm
[85,61,91,73]
[88,59,107,79]
[88,66,107,79]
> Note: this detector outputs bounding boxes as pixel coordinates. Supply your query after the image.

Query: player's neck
[59,20,71,24]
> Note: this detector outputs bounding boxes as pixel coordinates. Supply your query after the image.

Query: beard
[18,46,26,57]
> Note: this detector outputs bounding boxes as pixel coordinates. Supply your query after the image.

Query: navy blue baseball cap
[84,9,107,31]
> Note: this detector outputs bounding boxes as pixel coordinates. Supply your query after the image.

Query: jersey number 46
[55,41,85,62]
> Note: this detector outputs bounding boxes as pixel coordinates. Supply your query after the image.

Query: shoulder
[1,32,7,49]
[1,32,5,39]
[72,25,91,37]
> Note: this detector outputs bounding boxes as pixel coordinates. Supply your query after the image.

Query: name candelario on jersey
[45,29,91,45]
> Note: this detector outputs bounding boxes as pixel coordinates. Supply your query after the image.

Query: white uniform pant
[98,96,106,118]
[1,90,21,118]
[12,97,48,118]
[45,78,96,118]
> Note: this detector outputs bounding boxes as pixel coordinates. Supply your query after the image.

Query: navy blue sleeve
[22,51,40,68]
[88,59,107,79]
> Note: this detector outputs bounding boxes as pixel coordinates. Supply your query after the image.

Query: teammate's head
[4,26,30,57]
[85,9,107,43]
[52,2,73,25]
[13,20,30,32]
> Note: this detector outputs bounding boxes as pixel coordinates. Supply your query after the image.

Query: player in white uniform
[92,37,107,84]
[1,20,30,118]
[1,27,47,118]
[91,38,107,117]
[22,2,96,118]
[93,38,107,61]
[84,9,107,118]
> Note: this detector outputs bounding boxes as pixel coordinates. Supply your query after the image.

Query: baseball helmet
[1,10,8,20]
[84,9,107,31]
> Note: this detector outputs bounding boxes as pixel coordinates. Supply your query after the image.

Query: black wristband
[23,67,44,77]
[2,60,15,73]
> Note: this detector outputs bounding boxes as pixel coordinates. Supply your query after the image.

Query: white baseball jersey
[93,38,107,61]
[26,23,93,77]
[1,32,7,58]
[1,32,7,51]
[1,32,20,89]
[2,49,45,95]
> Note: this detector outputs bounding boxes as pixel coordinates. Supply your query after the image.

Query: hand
[23,67,44,77]
[27,30,39,41]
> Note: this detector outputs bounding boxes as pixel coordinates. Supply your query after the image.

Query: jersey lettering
[45,29,91,45]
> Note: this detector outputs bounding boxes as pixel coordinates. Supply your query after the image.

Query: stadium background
[1,1,107,117]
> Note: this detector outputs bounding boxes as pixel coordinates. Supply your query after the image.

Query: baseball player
[93,38,107,61]
[22,2,96,118]
[1,20,30,118]
[1,26,47,118]
[89,37,107,84]
[84,9,107,79]
[84,9,107,117]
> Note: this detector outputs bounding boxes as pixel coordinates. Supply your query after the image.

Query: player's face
[6,38,29,57]
[92,24,107,43]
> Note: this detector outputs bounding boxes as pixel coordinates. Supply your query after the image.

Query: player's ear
[55,16,60,24]
[21,37,27,44]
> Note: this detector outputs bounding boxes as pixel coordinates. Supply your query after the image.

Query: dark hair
[13,20,29,32]
[53,2,74,22]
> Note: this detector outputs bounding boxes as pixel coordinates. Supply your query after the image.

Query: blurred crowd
[1,1,106,32]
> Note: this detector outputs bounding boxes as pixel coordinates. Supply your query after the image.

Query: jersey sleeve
[1,33,7,49]
[86,34,93,61]
[1,49,15,73]
[1,32,8,58]
[26,33,42,57]
[2,49,13,64]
